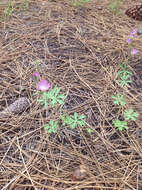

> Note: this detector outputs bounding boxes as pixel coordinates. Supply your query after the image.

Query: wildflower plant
[116,64,132,87]
[112,93,126,106]
[112,29,139,131]
[37,83,65,108]
[45,120,59,133]
[124,109,139,121]
[61,112,86,129]
[33,66,92,134]
[113,119,128,131]
[46,86,66,107]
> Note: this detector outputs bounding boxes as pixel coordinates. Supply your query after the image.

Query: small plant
[46,86,66,107]
[45,120,59,133]
[109,0,120,15]
[4,0,29,28]
[33,60,41,73]
[38,85,66,109]
[112,29,139,131]
[112,93,126,106]
[124,109,139,121]
[117,64,132,87]
[33,72,92,134]
[69,0,90,7]
[113,119,128,131]
[61,112,86,129]
[20,0,29,10]
[5,0,13,23]
[86,128,93,134]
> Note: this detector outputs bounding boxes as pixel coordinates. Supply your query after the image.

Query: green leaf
[44,102,48,109]
[124,109,139,121]
[70,122,76,129]
[113,119,128,131]
[5,0,13,22]
[117,70,132,77]
[56,99,65,105]
[79,114,86,119]
[112,93,126,106]
[78,120,85,126]
[116,63,132,87]
[50,97,57,106]
[37,92,49,109]
[61,113,86,129]
[55,87,60,96]
[70,0,90,7]
[117,79,132,87]
[61,115,71,126]
[44,120,59,133]
[37,85,66,109]
[47,86,66,107]
[58,94,66,99]
[120,74,131,81]
[86,128,93,133]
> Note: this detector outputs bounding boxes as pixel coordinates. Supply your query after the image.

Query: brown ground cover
[1,0,142,189]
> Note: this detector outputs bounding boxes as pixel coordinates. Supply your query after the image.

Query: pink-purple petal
[131,29,137,35]
[131,48,138,55]
[127,38,131,43]
[33,72,40,78]
[129,29,137,38]
[37,80,50,91]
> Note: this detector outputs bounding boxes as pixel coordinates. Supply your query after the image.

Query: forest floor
[0,0,142,189]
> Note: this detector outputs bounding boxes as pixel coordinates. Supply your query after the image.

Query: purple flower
[131,48,138,55]
[130,29,137,37]
[127,38,132,43]
[37,79,50,91]
[33,72,40,78]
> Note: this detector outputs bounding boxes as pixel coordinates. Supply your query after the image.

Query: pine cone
[0,97,30,118]
[125,4,142,21]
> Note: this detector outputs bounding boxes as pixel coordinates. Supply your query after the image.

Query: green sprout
[38,92,49,109]
[5,0,13,23]
[112,93,126,106]
[117,64,132,87]
[45,120,59,133]
[61,112,86,129]
[21,0,29,10]
[113,119,128,131]
[117,75,132,87]
[112,31,139,132]
[46,86,66,107]
[86,128,93,133]
[38,86,66,109]
[124,109,139,121]
[69,0,90,7]
[33,60,41,73]
[109,0,120,15]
